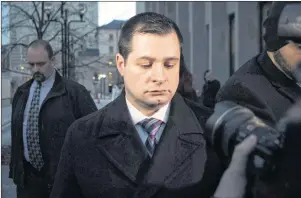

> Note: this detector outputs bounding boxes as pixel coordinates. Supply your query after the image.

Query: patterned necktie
[139,118,163,157]
[26,83,44,170]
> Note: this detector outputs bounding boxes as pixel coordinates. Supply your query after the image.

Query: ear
[116,53,125,77]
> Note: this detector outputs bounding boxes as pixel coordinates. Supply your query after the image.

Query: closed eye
[164,64,174,68]
[141,64,152,68]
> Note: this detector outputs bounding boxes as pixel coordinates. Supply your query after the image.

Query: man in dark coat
[216,3,301,196]
[50,12,225,198]
[10,40,98,198]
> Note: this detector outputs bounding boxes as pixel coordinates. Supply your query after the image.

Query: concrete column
[158,2,166,15]
[136,2,146,14]
[177,2,191,74]
[165,2,177,22]
[152,2,157,13]
[235,2,259,70]
[164,2,168,15]
[144,2,152,12]
[208,2,229,85]
[190,2,207,93]
[175,2,180,25]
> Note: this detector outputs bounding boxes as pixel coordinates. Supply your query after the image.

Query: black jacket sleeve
[216,78,277,126]
[73,85,98,119]
[9,88,20,178]
[50,122,83,198]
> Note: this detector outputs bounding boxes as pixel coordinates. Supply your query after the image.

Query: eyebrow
[136,56,179,61]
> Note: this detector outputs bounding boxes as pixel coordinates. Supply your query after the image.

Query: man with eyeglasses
[9,39,97,198]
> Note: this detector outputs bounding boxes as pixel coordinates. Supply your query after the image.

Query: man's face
[273,42,301,71]
[27,47,54,82]
[116,31,181,111]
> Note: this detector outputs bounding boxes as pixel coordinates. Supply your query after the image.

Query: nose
[151,64,167,84]
[32,65,40,73]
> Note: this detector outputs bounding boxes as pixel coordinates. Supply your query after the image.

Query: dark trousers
[17,160,50,198]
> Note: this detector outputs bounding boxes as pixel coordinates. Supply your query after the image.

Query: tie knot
[139,118,163,135]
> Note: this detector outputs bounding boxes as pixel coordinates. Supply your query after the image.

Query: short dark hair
[177,52,198,101]
[118,12,183,60]
[28,39,54,59]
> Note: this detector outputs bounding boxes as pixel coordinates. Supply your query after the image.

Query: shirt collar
[125,97,170,125]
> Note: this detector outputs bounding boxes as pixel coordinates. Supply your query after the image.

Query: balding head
[27,39,55,82]
[28,39,54,58]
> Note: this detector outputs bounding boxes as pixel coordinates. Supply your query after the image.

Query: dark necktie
[26,83,44,170]
[139,118,163,157]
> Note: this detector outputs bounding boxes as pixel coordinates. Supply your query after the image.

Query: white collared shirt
[23,71,56,161]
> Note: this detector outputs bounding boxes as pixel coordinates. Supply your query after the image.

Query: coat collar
[258,52,301,102]
[18,70,66,101]
[94,92,207,192]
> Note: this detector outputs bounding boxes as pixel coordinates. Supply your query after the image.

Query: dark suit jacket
[216,52,301,198]
[10,71,97,187]
[50,93,223,198]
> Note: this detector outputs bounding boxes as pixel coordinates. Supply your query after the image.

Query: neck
[125,96,163,117]
[139,107,159,117]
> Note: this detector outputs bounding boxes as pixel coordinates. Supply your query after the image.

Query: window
[229,13,235,76]
[259,2,272,52]
[109,34,113,41]
[109,46,114,54]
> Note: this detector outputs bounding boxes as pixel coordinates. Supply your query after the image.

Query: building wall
[136,2,271,94]
[74,59,98,96]
[97,27,122,94]
[98,29,120,56]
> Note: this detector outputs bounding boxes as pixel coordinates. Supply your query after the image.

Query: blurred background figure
[199,69,221,109]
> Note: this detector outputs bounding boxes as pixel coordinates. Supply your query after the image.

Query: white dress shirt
[23,71,56,161]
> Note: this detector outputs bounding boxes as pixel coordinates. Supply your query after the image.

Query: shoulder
[218,53,270,95]
[63,78,88,91]
[66,100,117,141]
[66,108,105,142]
[13,80,32,98]
[184,98,213,128]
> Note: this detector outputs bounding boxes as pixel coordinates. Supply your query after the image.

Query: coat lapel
[136,93,207,197]
[94,93,147,184]
[259,52,301,103]
[276,84,301,103]
[94,92,207,196]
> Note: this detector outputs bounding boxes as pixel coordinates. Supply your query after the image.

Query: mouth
[146,90,171,95]
[148,90,167,93]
